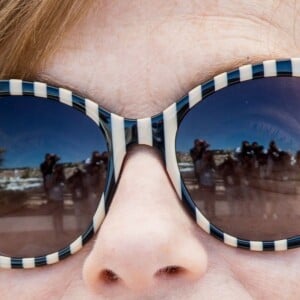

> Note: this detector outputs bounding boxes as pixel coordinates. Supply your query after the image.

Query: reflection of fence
[0,177,42,191]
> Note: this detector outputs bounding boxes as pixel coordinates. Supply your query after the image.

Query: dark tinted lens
[176,77,300,241]
[0,96,108,257]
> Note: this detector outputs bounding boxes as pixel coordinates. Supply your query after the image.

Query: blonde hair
[0,0,93,79]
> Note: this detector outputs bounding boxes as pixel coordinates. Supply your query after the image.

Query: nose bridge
[110,113,164,182]
[109,103,180,197]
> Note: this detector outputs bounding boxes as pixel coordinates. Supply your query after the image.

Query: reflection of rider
[47,163,65,235]
[198,151,216,189]
[190,139,209,178]
[267,140,280,176]
[85,151,104,195]
[48,163,65,202]
[40,153,59,196]
[240,141,253,169]
[190,139,206,163]
[252,143,268,178]
[268,140,280,161]
[296,151,300,168]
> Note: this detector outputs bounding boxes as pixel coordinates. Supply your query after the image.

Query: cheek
[187,223,300,298]
[225,248,300,298]
[0,244,92,299]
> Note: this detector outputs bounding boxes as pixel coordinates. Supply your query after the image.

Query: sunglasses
[1,58,300,269]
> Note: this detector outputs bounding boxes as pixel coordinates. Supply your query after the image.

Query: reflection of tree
[0,147,5,166]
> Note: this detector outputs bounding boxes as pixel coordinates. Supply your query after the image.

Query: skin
[1,0,300,299]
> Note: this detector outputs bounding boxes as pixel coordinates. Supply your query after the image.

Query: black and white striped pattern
[1,58,300,268]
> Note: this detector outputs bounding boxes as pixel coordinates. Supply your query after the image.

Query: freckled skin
[1,1,300,299]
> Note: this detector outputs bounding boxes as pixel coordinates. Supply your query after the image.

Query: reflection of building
[0,168,42,191]
[0,163,88,191]
[0,177,43,191]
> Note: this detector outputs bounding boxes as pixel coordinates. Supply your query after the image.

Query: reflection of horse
[231,140,292,180]
[201,139,295,187]
[48,164,65,202]
[267,150,291,177]
[67,168,86,200]
[66,151,108,202]
[84,151,107,194]
[218,156,240,185]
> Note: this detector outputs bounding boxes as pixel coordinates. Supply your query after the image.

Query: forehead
[40,1,299,118]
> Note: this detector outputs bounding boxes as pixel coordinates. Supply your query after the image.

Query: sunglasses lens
[0,96,108,257]
[176,77,300,241]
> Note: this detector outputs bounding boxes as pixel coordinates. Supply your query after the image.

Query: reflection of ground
[184,174,300,241]
[0,183,104,257]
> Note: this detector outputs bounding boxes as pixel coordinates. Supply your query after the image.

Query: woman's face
[1,1,300,299]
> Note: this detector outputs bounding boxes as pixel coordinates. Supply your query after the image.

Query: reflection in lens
[176,77,300,241]
[0,96,108,257]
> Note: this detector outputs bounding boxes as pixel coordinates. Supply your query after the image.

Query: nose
[82,147,208,295]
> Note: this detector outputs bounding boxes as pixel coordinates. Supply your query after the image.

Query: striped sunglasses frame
[1,58,300,269]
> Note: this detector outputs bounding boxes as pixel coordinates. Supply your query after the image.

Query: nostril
[155,266,185,278]
[100,269,120,284]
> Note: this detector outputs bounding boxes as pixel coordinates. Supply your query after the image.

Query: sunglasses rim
[1,58,300,269]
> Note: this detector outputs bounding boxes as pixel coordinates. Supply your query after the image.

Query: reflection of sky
[176,77,300,154]
[0,96,106,168]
